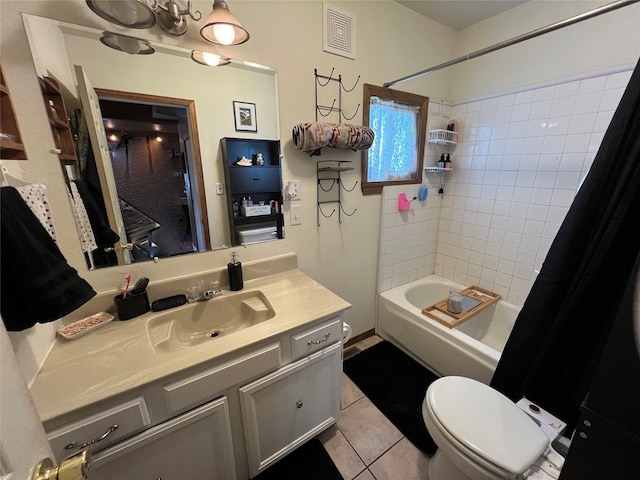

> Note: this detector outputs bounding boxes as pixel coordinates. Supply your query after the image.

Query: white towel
[68,182,98,253]
[16,183,56,241]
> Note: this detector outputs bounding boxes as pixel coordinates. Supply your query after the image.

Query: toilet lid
[427,376,549,475]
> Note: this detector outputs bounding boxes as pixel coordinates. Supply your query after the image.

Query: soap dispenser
[228,251,243,291]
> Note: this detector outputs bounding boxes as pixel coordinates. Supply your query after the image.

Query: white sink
[146,290,275,355]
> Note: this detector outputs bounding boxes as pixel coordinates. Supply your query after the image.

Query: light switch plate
[216,183,224,195]
[290,205,302,225]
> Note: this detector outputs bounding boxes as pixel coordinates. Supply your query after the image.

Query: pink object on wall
[398,193,411,211]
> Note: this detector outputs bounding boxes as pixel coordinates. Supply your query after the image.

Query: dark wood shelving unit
[0,65,28,160]
[221,137,284,246]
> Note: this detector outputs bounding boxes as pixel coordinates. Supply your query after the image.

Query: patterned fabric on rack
[68,182,98,253]
[292,122,375,155]
[16,183,57,241]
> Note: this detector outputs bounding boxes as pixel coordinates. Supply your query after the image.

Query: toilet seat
[425,376,549,476]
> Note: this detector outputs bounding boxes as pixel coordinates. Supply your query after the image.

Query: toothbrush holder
[114,291,150,320]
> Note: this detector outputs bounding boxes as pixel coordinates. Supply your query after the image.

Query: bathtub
[377,275,520,384]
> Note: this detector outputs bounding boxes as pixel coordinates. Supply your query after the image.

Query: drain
[207,330,221,338]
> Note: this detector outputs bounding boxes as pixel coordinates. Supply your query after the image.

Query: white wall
[438,68,632,305]
[451,0,640,102]
[0,1,456,383]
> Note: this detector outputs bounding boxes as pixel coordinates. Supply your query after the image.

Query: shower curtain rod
[384,0,639,88]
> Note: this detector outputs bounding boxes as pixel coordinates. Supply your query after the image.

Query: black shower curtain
[490,58,640,431]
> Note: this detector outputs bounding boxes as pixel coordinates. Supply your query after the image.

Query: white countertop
[30,269,351,424]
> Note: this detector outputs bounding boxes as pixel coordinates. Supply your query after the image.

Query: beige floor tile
[317,425,366,480]
[353,340,370,352]
[337,397,403,466]
[342,373,365,409]
[360,335,383,348]
[368,437,430,480]
[353,469,376,480]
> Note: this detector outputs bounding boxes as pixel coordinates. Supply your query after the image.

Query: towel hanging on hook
[1,164,57,240]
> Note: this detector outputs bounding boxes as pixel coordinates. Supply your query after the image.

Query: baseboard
[345,328,375,347]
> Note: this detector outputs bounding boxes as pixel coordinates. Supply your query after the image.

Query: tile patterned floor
[316,335,431,480]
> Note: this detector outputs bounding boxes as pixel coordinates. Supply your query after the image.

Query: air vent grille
[323,3,356,59]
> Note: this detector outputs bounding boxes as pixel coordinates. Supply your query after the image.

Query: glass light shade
[200,0,249,45]
[100,33,155,55]
[86,0,157,28]
[191,50,231,67]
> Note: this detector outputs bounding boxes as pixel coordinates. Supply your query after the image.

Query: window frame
[361,83,429,195]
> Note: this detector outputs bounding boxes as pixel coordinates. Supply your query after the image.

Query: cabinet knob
[296,400,303,408]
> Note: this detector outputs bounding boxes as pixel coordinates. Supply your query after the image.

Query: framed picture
[233,101,257,132]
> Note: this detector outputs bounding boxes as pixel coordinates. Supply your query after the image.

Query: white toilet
[422,376,563,480]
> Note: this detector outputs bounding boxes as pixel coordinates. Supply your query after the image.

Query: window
[361,84,428,195]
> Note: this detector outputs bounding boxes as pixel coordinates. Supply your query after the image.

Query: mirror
[22,13,282,269]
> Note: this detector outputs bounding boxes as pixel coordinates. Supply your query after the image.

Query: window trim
[361,84,429,195]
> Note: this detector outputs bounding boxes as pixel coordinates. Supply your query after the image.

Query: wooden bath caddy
[422,286,501,328]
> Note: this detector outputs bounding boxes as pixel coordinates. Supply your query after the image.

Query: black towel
[1,186,96,331]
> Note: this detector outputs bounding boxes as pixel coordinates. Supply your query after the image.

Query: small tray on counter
[57,312,114,340]
[422,286,501,329]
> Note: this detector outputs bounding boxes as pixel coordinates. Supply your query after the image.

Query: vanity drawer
[47,397,150,462]
[162,342,281,414]
[290,317,342,360]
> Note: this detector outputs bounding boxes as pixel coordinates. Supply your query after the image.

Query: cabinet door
[229,166,281,193]
[240,342,342,477]
[90,396,236,480]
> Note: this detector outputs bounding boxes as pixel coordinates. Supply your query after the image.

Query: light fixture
[100,32,155,55]
[155,0,201,36]
[200,0,249,46]
[86,0,157,29]
[191,50,231,67]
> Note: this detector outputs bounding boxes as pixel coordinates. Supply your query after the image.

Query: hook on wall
[316,160,357,226]
[314,68,361,124]
[340,179,358,192]
[318,203,336,219]
[318,178,337,192]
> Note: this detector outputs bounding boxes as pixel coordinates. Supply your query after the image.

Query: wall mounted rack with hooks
[317,160,357,225]
[424,166,453,196]
[315,68,361,124]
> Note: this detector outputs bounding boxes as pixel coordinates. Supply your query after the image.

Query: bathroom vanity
[29,256,350,479]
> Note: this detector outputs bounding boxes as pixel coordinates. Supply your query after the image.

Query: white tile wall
[378,68,633,306]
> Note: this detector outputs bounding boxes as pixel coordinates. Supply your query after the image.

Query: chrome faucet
[188,281,222,303]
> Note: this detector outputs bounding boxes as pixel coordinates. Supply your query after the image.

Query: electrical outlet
[216,183,224,195]
[286,180,301,201]
[290,205,302,225]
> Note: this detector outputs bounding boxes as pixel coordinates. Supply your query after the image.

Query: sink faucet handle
[188,285,199,300]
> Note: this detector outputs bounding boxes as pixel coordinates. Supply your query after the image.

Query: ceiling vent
[323,3,355,60]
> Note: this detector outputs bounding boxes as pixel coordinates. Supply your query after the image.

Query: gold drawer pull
[64,424,119,450]
[307,333,330,345]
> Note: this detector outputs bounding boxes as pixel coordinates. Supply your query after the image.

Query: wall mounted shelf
[0,65,27,160]
[424,166,453,196]
[317,160,357,225]
[428,128,458,146]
